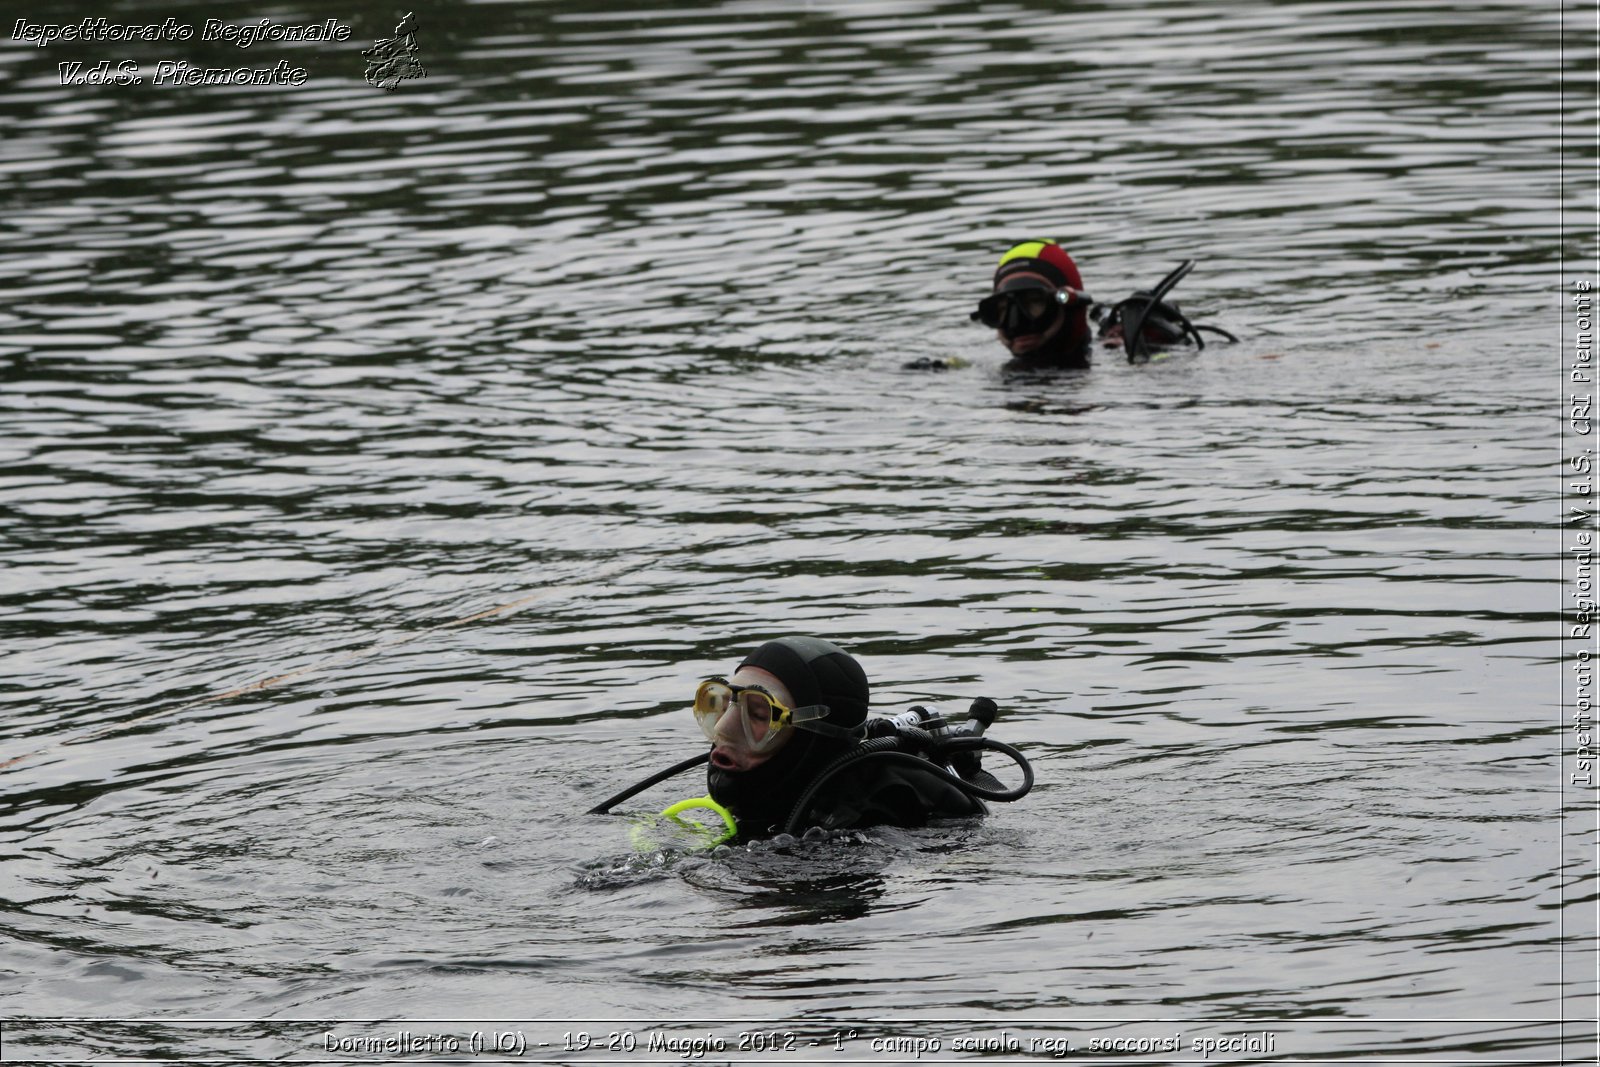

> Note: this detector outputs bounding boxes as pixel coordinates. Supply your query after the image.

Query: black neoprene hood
[738,636,868,729]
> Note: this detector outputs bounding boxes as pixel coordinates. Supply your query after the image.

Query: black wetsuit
[709,733,985,839]
[799,759,985,834]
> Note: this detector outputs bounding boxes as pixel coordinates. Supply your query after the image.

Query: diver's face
[993,272,1066,357]
[707,666,795,773]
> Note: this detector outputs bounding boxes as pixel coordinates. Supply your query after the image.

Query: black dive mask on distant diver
[972,283,1087,338]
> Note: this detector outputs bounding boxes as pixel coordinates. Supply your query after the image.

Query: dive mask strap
[789,704,866,740]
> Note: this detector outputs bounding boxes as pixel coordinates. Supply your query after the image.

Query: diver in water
[970,239,1237,366]
[973,240,1095,368]
[589,636,1033,843]
[700,637,982,838]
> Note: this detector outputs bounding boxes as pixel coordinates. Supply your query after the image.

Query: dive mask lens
[973,288,1066,334]
[1016,290,1054,320]
[737,689,783,749]
[694,678,732,742]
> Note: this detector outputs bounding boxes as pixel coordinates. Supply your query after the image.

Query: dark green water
[0,0,1591,1062]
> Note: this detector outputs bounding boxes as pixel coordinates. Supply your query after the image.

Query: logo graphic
[363,12,426,91]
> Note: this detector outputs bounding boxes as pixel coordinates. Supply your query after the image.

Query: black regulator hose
[586,751,709,815]
[1125,259,1195,362]
[780,735,1034,837]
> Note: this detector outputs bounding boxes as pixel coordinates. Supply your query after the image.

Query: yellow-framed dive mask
[693,677,828,756]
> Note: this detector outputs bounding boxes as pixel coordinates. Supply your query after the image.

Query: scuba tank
[587,698,1033,841]
[1093,259,1239,363]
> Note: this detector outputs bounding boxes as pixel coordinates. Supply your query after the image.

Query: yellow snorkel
[629,795,738,851]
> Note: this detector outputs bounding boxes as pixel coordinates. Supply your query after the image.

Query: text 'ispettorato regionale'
[12,18,353,87]
[12,18,352,48]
